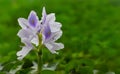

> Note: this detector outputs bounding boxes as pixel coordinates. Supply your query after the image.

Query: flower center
[31,19,35,25]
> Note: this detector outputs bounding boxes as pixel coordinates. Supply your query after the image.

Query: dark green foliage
[41,70,56,74]
[0,0,120,74]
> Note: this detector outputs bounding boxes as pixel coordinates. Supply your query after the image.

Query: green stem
[37,33,43,74]
[37,48,42,74]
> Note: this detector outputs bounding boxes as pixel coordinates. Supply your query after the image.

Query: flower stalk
[36,33,43,74]
[37,47,42,74]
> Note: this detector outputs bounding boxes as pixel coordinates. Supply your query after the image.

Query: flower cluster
[17,7,64,60]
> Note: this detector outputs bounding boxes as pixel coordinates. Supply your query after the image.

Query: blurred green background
[0,0,120,74]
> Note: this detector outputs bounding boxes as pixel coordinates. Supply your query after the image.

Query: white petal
[41,7,47,25]
[46,13,55,23]
[50,22,62,32]
[45,42,64,54]
[52,43,64,50]
[18,29,39,46]
[17,39,33,60]
[51,30,62,41]
[17,46,33,60]
[18,18,29,29]
[31,35,39,46]
[17,29,33,39]
[42,7,47,19]
[21,38,32,46]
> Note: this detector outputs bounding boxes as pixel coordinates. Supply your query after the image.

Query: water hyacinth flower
[17,11,40,60]
[41,7,64,54]
[17,7,64,60]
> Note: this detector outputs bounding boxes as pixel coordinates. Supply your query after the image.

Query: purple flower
[41,7,64,54]
[17,7,64,60]
[17,11,40,60]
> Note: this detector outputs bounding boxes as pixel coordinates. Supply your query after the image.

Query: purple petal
[43,25,52,39]
[28,11,39,27]
[43,30,62,43]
